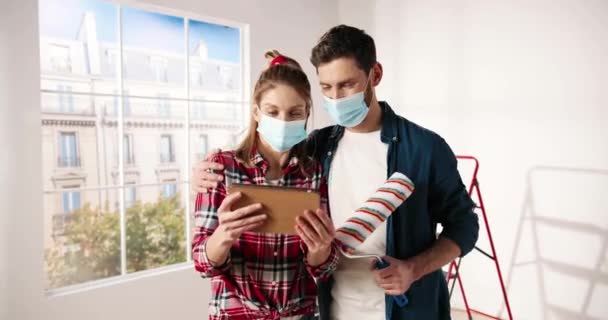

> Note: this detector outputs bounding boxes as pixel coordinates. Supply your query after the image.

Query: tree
[45,194,186,289]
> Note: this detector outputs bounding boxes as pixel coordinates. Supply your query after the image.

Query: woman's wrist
[206,232,233,266]
[306,246,331,267]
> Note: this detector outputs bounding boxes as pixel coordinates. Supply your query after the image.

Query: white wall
[338,0,608,319]
[0,2,14,317]
[1,0,337,319]
[1,0,45,319]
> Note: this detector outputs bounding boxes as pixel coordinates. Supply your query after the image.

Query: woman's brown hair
[234,50,314,174]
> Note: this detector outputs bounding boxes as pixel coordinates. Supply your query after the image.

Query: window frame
[40,1,249,295]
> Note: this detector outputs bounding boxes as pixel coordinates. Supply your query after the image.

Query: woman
[192,50,338,320]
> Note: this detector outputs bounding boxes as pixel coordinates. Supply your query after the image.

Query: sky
[39,0,241,63]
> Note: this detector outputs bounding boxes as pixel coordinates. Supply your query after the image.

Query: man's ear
[372,62,383,87]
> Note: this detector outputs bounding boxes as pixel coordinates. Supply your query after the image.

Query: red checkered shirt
[192,150,339,320]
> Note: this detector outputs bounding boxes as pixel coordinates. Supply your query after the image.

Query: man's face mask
[322,72,374,128]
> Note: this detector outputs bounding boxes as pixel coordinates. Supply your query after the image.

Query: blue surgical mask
[322,76,372,127]
[256,113,307,152]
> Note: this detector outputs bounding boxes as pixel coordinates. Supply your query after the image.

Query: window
[125,184,136,208]
[157,94,171,117]
[190,64,203,86]
[105,48,128,75]
[160,134,174,163]
[52,214,70,237]
[162,183,177,199]
[48,44,71,72]
[218,65,235,90]
[52,185,82,236]
[62,187,81,214]
[40,0,245,291]
[106,49,118,66]
[114,90,131,116]
[123,134,134,165]
[198,134,208,160]
[192,97,206,119]
[57,85,74,113]
[150,56,168,82]
[58,132,79,167]
[233,134,239,148]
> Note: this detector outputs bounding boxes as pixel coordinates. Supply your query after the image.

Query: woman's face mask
[256,112,307,152]
[255,85,309,152]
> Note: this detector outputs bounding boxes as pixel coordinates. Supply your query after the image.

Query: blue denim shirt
[305,102,479,320]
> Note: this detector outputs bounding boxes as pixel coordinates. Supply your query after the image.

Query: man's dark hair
[310,25,377,73]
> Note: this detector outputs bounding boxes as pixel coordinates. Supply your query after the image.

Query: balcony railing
[160,153,175,163]
[57,156,81,168]
[52,213,72,237]
[41,93,95,116]
[124,154,136,166]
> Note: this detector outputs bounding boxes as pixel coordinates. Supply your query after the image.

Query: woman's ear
[252,104,261,122]
[305,109,310,130]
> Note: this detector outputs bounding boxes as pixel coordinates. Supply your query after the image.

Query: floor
[451,309,496,320]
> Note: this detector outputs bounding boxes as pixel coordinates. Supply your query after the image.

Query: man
[193,25,479,320]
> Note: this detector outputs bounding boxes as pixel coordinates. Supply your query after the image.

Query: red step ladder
[446,155,513,320]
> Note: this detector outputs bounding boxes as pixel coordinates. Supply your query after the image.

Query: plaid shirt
[192,150,339,320]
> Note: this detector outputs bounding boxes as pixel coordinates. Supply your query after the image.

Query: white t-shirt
[328,129,388,320]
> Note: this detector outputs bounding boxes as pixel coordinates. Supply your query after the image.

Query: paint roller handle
[375,258,409,307]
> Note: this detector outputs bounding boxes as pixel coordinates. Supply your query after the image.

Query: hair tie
[270,55,287,67]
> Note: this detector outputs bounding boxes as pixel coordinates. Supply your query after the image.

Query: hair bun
[264,49,281,60]
[263,50,302,70]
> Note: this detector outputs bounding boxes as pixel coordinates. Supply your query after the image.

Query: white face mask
[322,74,373,127]
[256,113,307,152]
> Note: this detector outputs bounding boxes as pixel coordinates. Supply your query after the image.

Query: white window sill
[46,261,194,298]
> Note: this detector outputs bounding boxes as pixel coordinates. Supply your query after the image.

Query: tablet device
[227,183,321,235]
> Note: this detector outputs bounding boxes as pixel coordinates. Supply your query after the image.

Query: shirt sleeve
[191,153,231,277]
[429,137,480,257]
[302,175,340,280]
[302,241,340,280]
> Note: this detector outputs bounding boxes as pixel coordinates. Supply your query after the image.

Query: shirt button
[327,151,332,156]
[274,251,278,256]
[272,281,277,286]
[208,306,218,315]
[392,136,398,141]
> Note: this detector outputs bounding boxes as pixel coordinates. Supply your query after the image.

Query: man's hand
[295,208,335,267]
[371,256,418,296]
[191,148,224,193]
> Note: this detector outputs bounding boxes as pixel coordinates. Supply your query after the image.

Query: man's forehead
[317,58,366,83]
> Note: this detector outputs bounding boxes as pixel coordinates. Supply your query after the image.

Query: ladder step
[474,246,495,260]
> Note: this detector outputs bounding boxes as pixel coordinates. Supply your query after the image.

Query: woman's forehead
[259,85,307,110]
